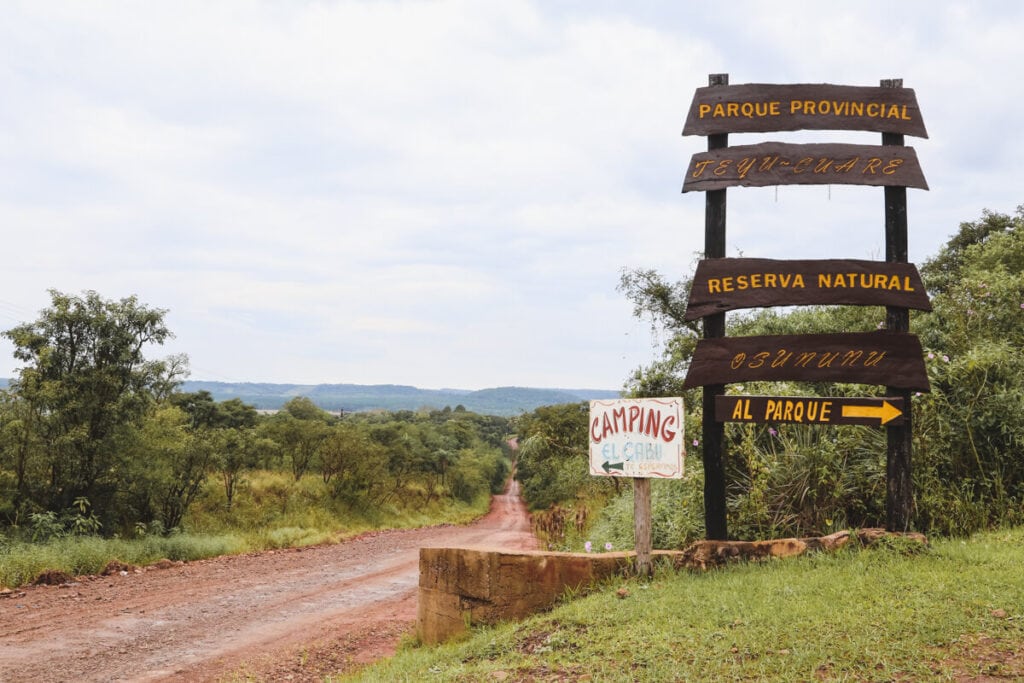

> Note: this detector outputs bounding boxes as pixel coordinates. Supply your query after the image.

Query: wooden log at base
[677,528,928,571]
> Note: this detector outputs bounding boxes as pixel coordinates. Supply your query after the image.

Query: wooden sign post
[681,75,929,538]
[589,398,685,575]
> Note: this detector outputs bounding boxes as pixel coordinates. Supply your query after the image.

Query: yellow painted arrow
[841,400,903,425]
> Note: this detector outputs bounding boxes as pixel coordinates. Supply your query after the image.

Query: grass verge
[344,527,1024,681]
[1,470,493,589]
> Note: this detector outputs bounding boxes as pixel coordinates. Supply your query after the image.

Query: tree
[2,290,185,526]
[262,400,330,480]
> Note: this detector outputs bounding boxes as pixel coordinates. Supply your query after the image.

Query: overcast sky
[1,1,1021,391]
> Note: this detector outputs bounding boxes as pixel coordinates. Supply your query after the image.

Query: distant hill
[0,377,620,416]
[179,381,621,416]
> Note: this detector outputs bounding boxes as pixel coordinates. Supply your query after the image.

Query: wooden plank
[684,258,932,320]
[702,73,730,542]
[682,332,930,391]
[715,395,906,426]
[682,142,928,192]
[634,478,652,577]
[682,83,928,138]
[881,77,914,533]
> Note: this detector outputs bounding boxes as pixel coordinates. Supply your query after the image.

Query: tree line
[0,290,511,538]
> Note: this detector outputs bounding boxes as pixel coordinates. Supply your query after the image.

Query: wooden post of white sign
[634,477,652,577]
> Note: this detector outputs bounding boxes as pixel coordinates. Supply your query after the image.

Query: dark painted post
[881,78,914,531]
[702,73,729,540]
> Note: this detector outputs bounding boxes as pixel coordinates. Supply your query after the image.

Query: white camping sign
[588,397,685,479]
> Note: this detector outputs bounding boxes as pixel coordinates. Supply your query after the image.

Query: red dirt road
[0,480,539,682]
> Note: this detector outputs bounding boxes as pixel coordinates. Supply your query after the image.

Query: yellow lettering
[731,400,745,420]
[764,273,777,288]
[707,278,721,294]
[794,157,814,173]
[820,401,833,421]
[698,103,711,119]
[726,102,739,117]
[721,277,734,292]
[748,351,770,369]
[770,101,780,116]
[873,273,888,289]
[833,157,858,173]
[888,275,901,290]
[841,350,863,366]
[864,351,886,367]
[886,104,901,118]
[793,274,805,288]
[863,158,882,174]
[866,103,880,117]
[803,99,816,115]
[903,276,914,291]
[750,273,762,288]
[691,160,714,178]
[713,159,732,176]
[814,158,834,173]
[901,105,910,120]
[817,352,840,368]
[819,274,833,288]
[713,103,726,117]
[883,159,903,175]
[736,275,748,290]
[850,102,864,116]
[736,156,756,178]
[771,349,792,368]
[731,353,746,370]
[789,100,802,115]
[795,352,816,367]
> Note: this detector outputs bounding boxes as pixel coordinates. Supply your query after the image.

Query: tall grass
[347,527,1024,681]
[0,469,492,588]
[0,533,246,588]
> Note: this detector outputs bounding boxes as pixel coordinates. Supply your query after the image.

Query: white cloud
[1,1,1022,390]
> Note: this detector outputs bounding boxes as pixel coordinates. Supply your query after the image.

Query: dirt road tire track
[0,480,539,682]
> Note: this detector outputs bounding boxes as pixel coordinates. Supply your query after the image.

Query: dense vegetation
[0,290,512,550]
[516,206,1024,546]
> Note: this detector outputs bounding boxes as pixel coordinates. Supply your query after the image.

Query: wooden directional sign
[716,395,905,427]
[684,258,932,321]
[588,398,685,479]
[683,142,928,192]
[683,83,928,138]
[682,332,931,391]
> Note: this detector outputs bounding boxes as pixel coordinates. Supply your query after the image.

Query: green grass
[345,527,1024,681]
[0,470,492,588]
[0,532,247,587]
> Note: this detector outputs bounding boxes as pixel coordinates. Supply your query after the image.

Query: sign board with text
[715,395,905,427]
[684,258,932,320]
[682,141,928,192]
[589,398,685,479]
[682,83,928,138]
[682,332,930,392]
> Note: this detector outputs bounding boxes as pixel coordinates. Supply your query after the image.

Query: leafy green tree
[515,402,613,510]
[262,402,330,480]
[0,392,44,524]
[913,206,1024,532]
[126,405,216,532]
[2,290,184,526]
[320,422,388,504]
[214,427,274,511]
